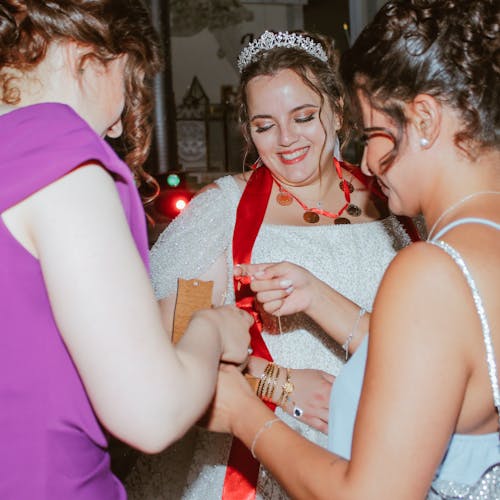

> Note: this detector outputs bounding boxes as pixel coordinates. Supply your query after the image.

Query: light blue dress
[328,218,500,498]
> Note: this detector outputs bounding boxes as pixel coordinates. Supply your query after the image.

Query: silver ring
[247,347,253,355]
[293,406,303,418]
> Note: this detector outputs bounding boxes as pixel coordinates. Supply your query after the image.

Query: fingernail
[285,286,294,294]
[280,279,293,288]
[254,271,265,278]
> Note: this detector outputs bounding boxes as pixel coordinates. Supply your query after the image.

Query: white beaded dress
[125,175,413,499]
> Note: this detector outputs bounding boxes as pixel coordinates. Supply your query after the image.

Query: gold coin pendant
[303,211,320,224]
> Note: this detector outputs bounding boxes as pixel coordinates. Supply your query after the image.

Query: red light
[154,188,194,220]
[175,198,187,211]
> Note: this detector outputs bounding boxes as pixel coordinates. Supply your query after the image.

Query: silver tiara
[237,30,328,73]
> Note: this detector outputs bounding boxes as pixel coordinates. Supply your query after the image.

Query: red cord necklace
[273,157,358,224]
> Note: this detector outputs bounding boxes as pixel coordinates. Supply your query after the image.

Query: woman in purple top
[0,1,251,499]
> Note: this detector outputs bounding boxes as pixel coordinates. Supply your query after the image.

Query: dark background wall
[304,0,351,52]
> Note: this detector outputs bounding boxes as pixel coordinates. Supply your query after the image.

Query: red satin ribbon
[223,165,275,500]
[222,161,420,500]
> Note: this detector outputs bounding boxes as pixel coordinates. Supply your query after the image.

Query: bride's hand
[282,368,334,434]
[235,262,321,317]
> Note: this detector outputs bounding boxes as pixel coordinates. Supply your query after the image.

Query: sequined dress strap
[428,218,500,431]
[427,218,500,499]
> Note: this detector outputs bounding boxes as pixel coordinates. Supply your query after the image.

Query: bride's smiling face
[246,68,339,187]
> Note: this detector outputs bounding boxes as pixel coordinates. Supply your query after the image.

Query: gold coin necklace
[274,158,362,224]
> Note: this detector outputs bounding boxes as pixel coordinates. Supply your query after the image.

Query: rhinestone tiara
[237,30,328,73]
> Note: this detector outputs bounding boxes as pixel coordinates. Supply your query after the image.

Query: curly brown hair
[340,0,500,169]
[0,0,162,186]
[237,31,346,168]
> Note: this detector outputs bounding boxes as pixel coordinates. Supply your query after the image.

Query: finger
[306,417,328,434]
[255,289,290,304]
[322,372,335,384]
[235,262,272,277]
[260,298,285,315]
[220,362,236,374]
[240,309,254,325]
[250,276,294,295]
[236,358,249,371]
[316,407,330,423]
[223,305,254,325]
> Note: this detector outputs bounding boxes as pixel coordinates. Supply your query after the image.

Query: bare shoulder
[232,172,250,191]
[196,173,248,196]
[21,163,117,216]
[376,240,480,304]
[372,241,480,351]
[196,182,221,195]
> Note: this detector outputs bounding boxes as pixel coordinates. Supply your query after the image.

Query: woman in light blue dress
[205,0,500,497]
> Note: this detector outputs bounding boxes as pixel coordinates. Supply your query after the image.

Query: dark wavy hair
[237,31,346,168]
[340,0,500,169]
[0,0,162,188]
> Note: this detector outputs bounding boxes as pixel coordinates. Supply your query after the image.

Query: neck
[424,149,500,239]
[272,161,339,202]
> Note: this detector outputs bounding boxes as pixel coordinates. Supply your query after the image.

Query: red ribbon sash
[222,165,275,500]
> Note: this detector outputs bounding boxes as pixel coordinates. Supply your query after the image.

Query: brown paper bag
[172,278,213,344]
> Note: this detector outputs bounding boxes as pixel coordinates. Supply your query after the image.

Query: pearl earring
[420,137,430,148]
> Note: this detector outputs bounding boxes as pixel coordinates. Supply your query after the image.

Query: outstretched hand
[235,262,321,317]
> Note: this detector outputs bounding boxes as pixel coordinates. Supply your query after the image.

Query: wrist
[186,312,223,358]
[247,356,268,378]
[303,277,327,317]
[255,362,294,407]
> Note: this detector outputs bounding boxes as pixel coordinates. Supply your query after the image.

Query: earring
[420,137,430,148]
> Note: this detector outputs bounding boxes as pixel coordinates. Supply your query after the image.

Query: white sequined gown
[125,175,413,499]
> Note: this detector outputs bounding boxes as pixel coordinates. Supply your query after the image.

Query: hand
[193,305,252,365]
[235,262,320,316]
[203,363,260,434]
[283,368,334,434]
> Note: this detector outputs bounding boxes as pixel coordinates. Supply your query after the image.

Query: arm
[212,243,478,498]
[15,165,251,453]
[236,262,369,356]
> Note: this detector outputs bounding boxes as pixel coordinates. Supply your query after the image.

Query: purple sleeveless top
[0,103,149,499]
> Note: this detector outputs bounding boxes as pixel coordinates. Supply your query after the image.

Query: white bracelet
[342,307,366,360]
[250,418,280,459]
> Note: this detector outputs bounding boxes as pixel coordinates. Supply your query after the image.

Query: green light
[166,174,181,188]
